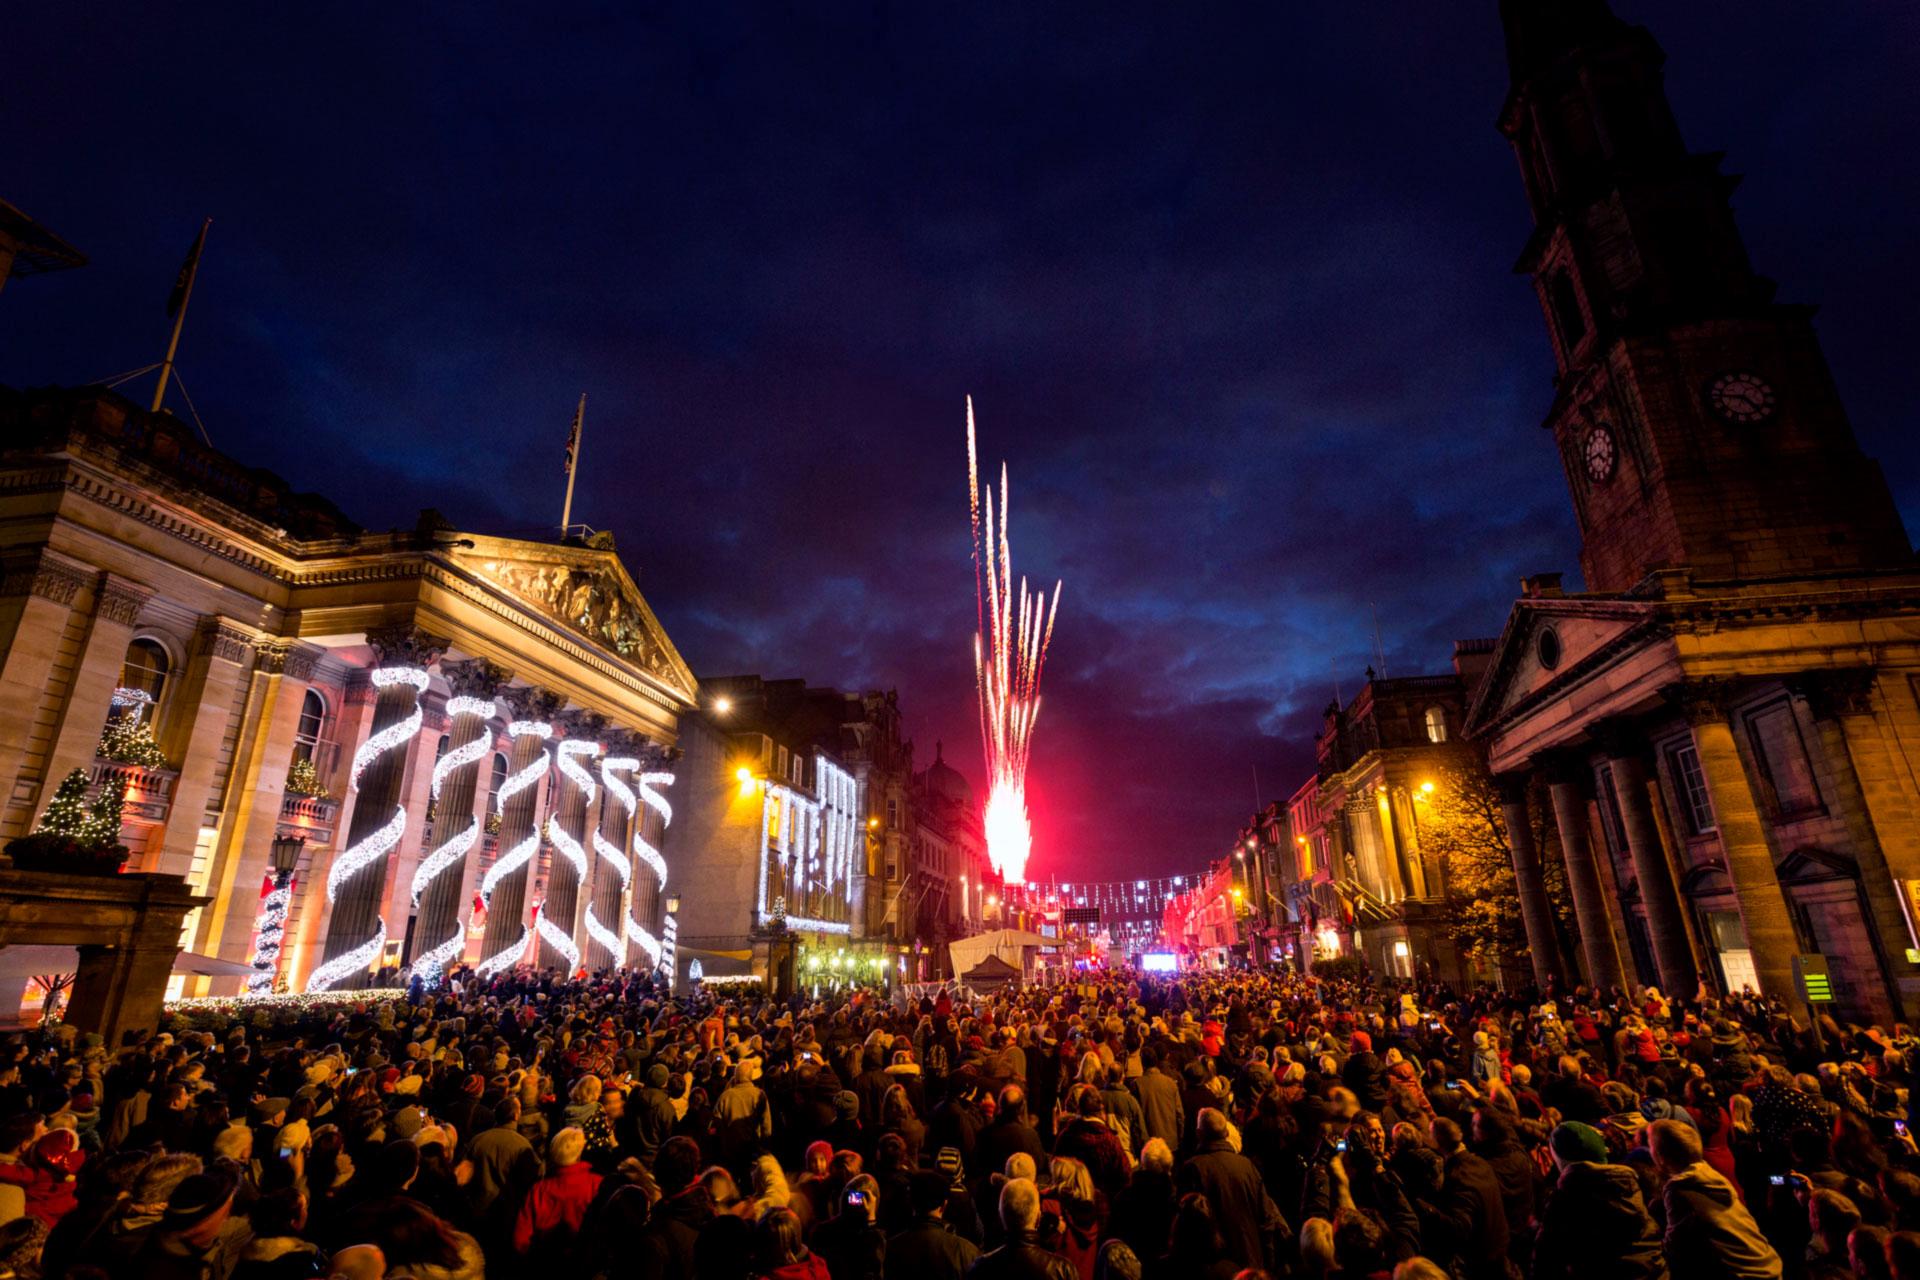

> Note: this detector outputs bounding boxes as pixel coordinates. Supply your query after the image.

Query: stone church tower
[1498,0,1910,593]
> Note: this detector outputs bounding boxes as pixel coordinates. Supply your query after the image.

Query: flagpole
[152,218,211,414]
[560,392,586,534]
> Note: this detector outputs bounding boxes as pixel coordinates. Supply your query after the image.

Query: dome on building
[925,741,971,805]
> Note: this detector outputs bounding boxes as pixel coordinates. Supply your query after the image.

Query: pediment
[457,537,697,701]
[1465,596,1659,735]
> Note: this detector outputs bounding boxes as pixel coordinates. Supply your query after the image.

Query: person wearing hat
[632,1063,676,1166]
[134,1166,245,1280]
[1531,1121,1665,1280]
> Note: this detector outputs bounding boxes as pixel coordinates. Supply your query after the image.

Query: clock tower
[1498,1,1910,593]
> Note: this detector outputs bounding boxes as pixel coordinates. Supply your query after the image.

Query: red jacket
[763,1253,833,1280]
[513,1160,603,1252]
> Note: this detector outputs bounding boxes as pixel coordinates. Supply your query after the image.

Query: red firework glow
[966,397,1062,885]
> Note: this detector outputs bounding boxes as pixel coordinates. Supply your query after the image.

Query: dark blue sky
[5,2,1916,882]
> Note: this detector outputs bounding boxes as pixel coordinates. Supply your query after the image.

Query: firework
[967,396,1061,884]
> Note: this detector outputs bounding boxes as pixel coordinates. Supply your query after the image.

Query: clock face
[1583,425,1617,483]
[1708,371,1777,424]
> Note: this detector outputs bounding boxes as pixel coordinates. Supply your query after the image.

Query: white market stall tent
[947,928,1052,979]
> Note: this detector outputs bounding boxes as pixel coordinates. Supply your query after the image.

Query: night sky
[6,3,1917,883]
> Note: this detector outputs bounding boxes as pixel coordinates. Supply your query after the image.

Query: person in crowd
[1649,1119,1783,1280]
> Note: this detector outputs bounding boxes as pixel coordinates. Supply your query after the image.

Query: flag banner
[166,223,208,319]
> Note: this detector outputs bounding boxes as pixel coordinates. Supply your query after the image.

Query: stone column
[582,740,626,971]
[385,698,446,954]
[1497,774,1561,990]
[1386,785,1429,898]
[30,575,152,823]
[480,687,561,968]
[0,554,89,834]
[632,755,674,964]
[1546,761,1627,993]
[1675,680,1805,1017]
[1794,672,1920,1018]
[543,711,604,972]
[311,628,445,990]
[410,660,509,979]
[206,643,323,981]
[153,619,255,876]
[1601,733,1699,995]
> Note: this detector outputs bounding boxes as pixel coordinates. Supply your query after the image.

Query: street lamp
[665,895,681,916]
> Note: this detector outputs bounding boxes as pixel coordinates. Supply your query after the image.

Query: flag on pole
[165,223,209,319]
[562,395,585,477]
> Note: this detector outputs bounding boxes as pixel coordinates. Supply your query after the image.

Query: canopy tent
[947,928,1050,979]
[0,945,253,983]
[961,952,1022,994]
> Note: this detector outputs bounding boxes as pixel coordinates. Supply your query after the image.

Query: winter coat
[886,1214,982,1280]
[231,1236,327,1280]
[1135,1069,1184,1149]
[964,1230,1080,1280]
[635,1184,716,1280]
[1423,1149,1511,1280]
[1178,1138,1288,1270]
[767,1253,835,1280]
[1532,1161,1667,1280]
[1342,1052,1389,1113]
[514,1160,605,1252]
[1661,1162,1783,1280]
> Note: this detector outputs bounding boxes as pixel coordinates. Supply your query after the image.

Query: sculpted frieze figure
[491,559,670,673]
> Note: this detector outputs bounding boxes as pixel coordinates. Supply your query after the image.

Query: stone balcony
[87,759,178,823]
[278,792,341,844]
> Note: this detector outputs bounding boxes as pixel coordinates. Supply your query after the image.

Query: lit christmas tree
[96,716,171,769]
[35,770,92,838]
[81,780,127,848]
[285,756,329,798]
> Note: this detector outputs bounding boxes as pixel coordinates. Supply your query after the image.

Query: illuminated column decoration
[311,634,443,991]
[540,733,600,971]
[586,753,638,971]
[661,913,679,990]
[630,769,675,969]
[245,870,294,994]
[409,672,500,982]
[477,687,561,973]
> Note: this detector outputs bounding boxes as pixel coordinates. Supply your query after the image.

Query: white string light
[328,804,406,906]
[246,877,293,995]
[307,918,387,992]
[627,918,661,967]
[411,930,464,982]
[475,926,529,978]
[349,667,430,790]
[556,739,600,803]
[785,914,852,935]
[535,906,580,972]
[411,696,497,909]
[638,772,674,825]
[482,721,551,906]
[661,912,678,987]
[547,816,588,878]
[584,904,624,962]
[482,831,538,905]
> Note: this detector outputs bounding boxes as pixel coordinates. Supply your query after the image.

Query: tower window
[1549,272,1587,353]
[114,638,171,726]
[1423,706,1448,744]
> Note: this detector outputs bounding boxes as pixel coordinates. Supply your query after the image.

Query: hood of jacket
[1557,1160,1650,1226]
[1665,1162,1738,1209]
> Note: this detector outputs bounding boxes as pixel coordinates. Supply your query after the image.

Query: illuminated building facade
[1464,3,1920,1024]
[905,744,993,975]
[0,386,697,997]
[668,676,907,988]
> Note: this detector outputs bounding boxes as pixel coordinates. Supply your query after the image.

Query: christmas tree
[285,756,329,798]
[96,715,171,769]
[80,780,127,848]
[35,770,92,838]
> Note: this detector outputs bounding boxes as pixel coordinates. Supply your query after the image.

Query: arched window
[488,752,509,806]
[1424,705,1448,744]
[293,689,327,763]
[114,638,171,725]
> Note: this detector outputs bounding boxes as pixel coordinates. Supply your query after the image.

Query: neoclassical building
[1466,4,1920,1023]
[0,385,698,994]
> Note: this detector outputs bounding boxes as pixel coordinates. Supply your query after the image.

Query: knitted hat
[390,1106,427,1141]
[1349,1031,1371,1054]
[1550,1121,1609,1165]
[647,1064,670,1088]
[834,1090,860,1119]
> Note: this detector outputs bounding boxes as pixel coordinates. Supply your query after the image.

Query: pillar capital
[601,728,652,759]
[556,708,610,741]
[441,658,514,701]
[1541,752,1593,791]
[257,641,324,681]
[196,617,255,666]
[1787,669,1876,721]
[365,624,450,672]
[1493,772,1533,808]
[95,575,153,627]
[1665,677,1742,726]
[2,551,89,606]
[499,684,566,723]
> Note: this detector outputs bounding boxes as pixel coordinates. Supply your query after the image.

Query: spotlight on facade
[714,697,732,714]
[735,766,753,783]
[1420,780,1436,794]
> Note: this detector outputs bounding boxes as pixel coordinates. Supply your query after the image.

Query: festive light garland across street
[308,666,429,992]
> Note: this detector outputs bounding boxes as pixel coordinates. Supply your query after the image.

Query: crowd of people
[0,961,1915,1280]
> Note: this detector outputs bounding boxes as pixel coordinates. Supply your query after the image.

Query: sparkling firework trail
[967,396,1061,884]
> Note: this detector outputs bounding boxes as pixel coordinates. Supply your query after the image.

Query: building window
[487,753,508,808]
[1549,272,1587,353]
[292,689,327,763]
[1747,701,1822,816]
[886,797,899,828]
[116,637,170,722]
[1423,705,1448,744]
[1596,764,1628,855]
[1536,627,1563,671]
[1670,743,1716,835]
